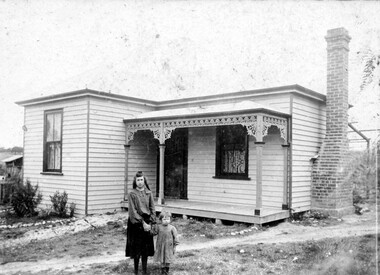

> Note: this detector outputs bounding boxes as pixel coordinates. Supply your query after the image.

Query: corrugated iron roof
[16,85,325,107]
[124,100,290,123]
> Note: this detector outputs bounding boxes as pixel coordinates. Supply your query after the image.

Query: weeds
[174,216,252,240]
[290,210,330,226]
[10,180,42,217]
[69,202,76,217]
[348,146,377,202]
[50,191,69,217]
[46,190,76,218]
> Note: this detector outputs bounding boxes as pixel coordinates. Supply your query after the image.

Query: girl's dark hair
[132,171,151,190]
[159,210,172,220]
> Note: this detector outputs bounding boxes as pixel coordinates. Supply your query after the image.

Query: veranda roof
[124,100,290,122]
[123,100,290,144]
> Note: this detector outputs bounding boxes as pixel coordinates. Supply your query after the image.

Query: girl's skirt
[125,216,155,258]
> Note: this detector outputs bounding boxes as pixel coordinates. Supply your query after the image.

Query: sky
[1,0,379,149]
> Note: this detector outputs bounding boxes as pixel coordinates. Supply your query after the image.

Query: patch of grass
[0,226,122,264]
[1,211,376,274]
[177,250,197,258]
[2,231,376,275]
[110,261,129,273]
[205,232,217,239]
[104,261,163,275]
[295,235,378,274]
[1,209,72,226]
[165,235,377,275]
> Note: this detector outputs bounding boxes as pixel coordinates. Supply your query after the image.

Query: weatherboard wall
[262,132,286,209]
[126,132,158,197]
[187,127,285,209]
[187,127,257,206]
[23,98,89,215]
[22,95,155,216]
[86,97,154,214]
[290,94,326,212]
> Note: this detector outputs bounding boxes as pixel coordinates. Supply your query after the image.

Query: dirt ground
[0,204,378,275]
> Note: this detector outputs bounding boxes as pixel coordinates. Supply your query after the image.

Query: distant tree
[11,146,23,154]
[359,49,380,91]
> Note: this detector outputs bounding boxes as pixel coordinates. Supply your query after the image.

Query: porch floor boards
[121,199,289,225]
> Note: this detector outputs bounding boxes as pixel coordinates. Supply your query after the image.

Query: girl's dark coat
[125,188,156,258]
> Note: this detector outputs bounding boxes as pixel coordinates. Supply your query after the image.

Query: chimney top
[325,28,351,47]
[326,27,350,37]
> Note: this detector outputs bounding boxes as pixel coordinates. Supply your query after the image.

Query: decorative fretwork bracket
[125,113,288,144]
[262,116,287,141]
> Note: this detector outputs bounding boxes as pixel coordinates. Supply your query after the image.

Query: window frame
[215,125,249,180]
[42,109,63,173]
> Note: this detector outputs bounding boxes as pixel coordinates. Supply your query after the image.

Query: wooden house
[16,28,353,223]
[15,85,323,223]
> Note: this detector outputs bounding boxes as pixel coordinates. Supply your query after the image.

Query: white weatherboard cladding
[125,93,292,209]
[127,133,158,196]
[22,95,154,216]
[23,99,88,216]
[187,127,259,206]
[291,95,326,212]
[262,133,285,209]
[87,97,154,214]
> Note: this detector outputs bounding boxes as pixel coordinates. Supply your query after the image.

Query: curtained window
[43,109,62,172]
[215,125,248,179]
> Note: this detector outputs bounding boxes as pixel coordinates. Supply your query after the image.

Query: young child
[152,211,179,275]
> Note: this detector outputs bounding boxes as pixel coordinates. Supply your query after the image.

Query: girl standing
[153,211,179,275]
[125,171,156,275]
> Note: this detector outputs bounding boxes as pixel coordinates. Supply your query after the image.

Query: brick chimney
[311,28,354,217]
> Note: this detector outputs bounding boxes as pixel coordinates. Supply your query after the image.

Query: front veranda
[122,102,291,224]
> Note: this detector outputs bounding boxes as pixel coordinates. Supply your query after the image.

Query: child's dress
[154,224,179,264]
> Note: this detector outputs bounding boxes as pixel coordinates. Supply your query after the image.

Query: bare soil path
[0,209,377,274]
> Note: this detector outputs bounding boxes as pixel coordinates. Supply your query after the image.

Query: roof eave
[15,84,325,108]
[157,84,325,108]
[15,89,157,107]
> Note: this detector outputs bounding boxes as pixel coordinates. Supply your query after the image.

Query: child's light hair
[159,210,172,220]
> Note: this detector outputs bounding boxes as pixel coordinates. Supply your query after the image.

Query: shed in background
[0,155,23,204]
